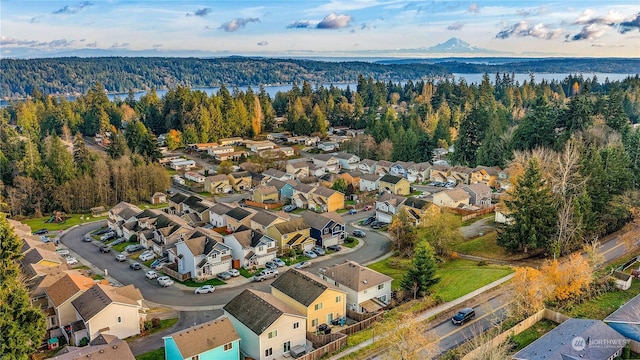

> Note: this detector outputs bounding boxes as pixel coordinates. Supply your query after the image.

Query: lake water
[1,72,637,107]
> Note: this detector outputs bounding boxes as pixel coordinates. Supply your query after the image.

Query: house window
[379,295,387,303]
[265,348,273,357]
[293,322,299,329]
[312,318,318,327]
[336,295,341,303]
[378,284,384,290]
[117,316,122,323]
[323,228,329,234]
[314,302,323,311]
[327,313,333,323]
[258,246,264,252]
[224,343,233,351]
[283,341,291,352]
[191,356,199,360]
[268,330,278,339]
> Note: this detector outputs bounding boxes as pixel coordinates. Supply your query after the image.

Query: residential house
[47,335,135,360]
[146,214,193,255]
[263,168,294,181]
[252,185,279,203]
[224,289,306,360]
[215,150,248,162]
[360,174,381,192]
[449,166,474,185]
[187,142,219,153]
[218,137,244,146]
[429,164,451,183]
[432,147,448,161]
[205,174,233,194]
[208,203,234,228]
[358,159,377,174]
[150,192,167,205]
[319,173,339,188]
[432,188,470,208]
[308,163,326,177]
[305,186,345,213]
[605,293,640,342]
[285,161,310,180]
[248,140,277,153]
[375,160,393,175]
[249,210,286,233]
[167,193,190,214]
[292,183,316,210]
[45,273,95,332]
[184,171,206,184]
[267,132,288,141]
[271,269,347,332]
[108,202,143,236]
[328,135,348,145]
[313,154,340,173]
[338,171,362,191]
[224,229,278,268]
[181,195,215,222]
[407,162,432,184]
[169,159,196,170]
[266,178,295,201]
[302,211,346,247]
[512,318,626,360]
[173,228,232,280]
[497,168,513,190]
[266,218,315,254]
[402,197,440,226]
[389,161,414,179]
[378,174,410,195]
[462,183,493,207]
[20,246,66,269]
[375,192,407,224]
[335,152,360,171]
[225,207,256,232]
[470,166,501,188]
[319,261,392,313]
[164,317,240,360]
[317,142,338,152]
[345,129,366,137]
[228,171,252,191]
[70,284,144,342]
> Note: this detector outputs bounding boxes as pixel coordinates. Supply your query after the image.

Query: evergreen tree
[106,131,129,159]
[73,132,92,175]
[476,118,507,167]
[400,241,440,299]
[451,105,490,166]
[497,158,558,253]
[0,215,46,358]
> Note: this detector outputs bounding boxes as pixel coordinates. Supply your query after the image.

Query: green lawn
[343,237,359,248]
[367,257,411,289]
[563,280,640,319]
[136,348,164,360]
[110,242,131,253]
[181,277,226,287]
[453,231,528,261]
[22,214,108,233]
[510,319,557,351]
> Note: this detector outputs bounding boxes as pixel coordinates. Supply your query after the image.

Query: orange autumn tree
[512,267,548,317]
[541,253,593,303]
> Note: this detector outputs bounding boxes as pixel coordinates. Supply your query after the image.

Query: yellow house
[271,269,347,332]
[266,218,315,254]
[338,171,362,191]
[402,197,441,226]
[309,186,345,213]
[204,174,233,194]
[228,171,252,191]
[471,166,501,188]
[252,185,279,203]
[378,175,410,195]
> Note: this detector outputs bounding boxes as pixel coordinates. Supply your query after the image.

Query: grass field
[135,348,164,360]
[181,277,226,287]
[22,214,107,233]
[510,319,557,351]
[452,231,528,261]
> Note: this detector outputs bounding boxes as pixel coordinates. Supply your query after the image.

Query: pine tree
[0,215,46,358]
[400,241,439,299]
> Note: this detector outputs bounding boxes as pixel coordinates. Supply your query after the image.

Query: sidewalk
[327,273,515,360]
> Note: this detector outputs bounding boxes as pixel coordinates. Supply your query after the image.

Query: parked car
[312,246,326,256]
[139,251,156,262]
[157,276,174,287]
[110,237,126,246]
[33,228,48,235]
[99,245,111,253]
[303,250,318,259]
[272,258,286,267]
[352,229,366,237]
[115,254,127,262]
[254,269,279,282]
[125,244,143,253]
[94,228,111,235]
[56,249,70,257]
[129,262,142,271]
[371,221,384,229]
[348,208,358,215]
[40,236,52,243]
[452,307,475,325]
[265,261,278,270]
[327,245,341,252]
[100,232,116,242]
[294,261,312,269]
[145,270,158,280]
[363,205,373,211]
[65,256,78,265]
[194,285,215,294]
[82,236,93,242]
[317,323,331,334]
[283,204,297,212]
[150,257,168,269]
[217,271,232,280]
[362,216,375,226]
[227,269,240,277]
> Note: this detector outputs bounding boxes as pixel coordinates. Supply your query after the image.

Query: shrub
[144,320,153,330]
[79,337,89,347]
[478,260,488,266]
[129,234,138,242]
[151,317,161,328]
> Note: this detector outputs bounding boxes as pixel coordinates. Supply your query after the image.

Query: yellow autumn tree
[512,266,548,317]
[542,253,592,302]
[251,95,263,136]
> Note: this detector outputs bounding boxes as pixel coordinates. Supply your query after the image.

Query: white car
[139,251,156,262]
[157,276,174,287]
[227,269,240,277]
[65,256,78,265]
[145,270,158,280]
[194,285,215,294]
[115,254,127,262]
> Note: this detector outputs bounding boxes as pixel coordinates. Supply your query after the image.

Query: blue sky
[1,1,639,58]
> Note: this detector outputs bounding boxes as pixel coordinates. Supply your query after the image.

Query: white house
[169,159,196,170]
[173,230,233,280]
[184,171,206,184]
[360,174,381,192]
[358,159,377,174]
[335,152,360,171]
[208,203,233,228]
[317,142,338,152]
[207,145,235,157]
[313,154,340,173]
[250,141,277,153]
[375,192,407,224]
[224,229,278,268]
[319,261,392,313]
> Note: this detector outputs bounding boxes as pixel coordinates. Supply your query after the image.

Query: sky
[1,0,639,58]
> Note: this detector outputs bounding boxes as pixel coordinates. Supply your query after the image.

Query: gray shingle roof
[379,174,404,184]
[223,289,302,335]
[272,218,309,234]
[226,207,252,221]
[271,269,339,306]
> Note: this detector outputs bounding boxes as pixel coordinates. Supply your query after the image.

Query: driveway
[459,217,496,239]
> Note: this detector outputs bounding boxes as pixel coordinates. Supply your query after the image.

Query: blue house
[163,317,240,360]
[267,178,295,200]
[301,210,345,247]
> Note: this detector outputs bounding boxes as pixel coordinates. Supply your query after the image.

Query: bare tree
[375,314,440,360]
[457,305,514,360]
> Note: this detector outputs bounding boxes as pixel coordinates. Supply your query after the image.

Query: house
[184,171,206,184]
[108,202,143,235]
[497,168,513,190]
[307,186,345,213]
[224,289,307,360]
[375,160,393,175]
[360,174,381,192]
[494,206,513,224]
[225,207,256,232]
[169,159,197,170]
[150,192,167,205]
[216,151,248,162]
[335,152,360,171]
[45,273,96,332]
[317,141,338,152]
[164,317,240,360]
[292,183,316,210]
[250,210,286,233]
[208,203,234,228]
[358,159,377,174]
[432,188,471,208]
[271,269,347,332]
[375,192,407,224]
[181,196,215,223]
[173,229,232,280]
[267,132,288,141]
[605,293,640,342]
[20,246,65,269]
[308,163,326,177]
[205,174,233,194]
[319,173,339,188]
[266,218,315,254]
[218,137,244,146]
[285,161,310,179]
[430,164,451,183]
[449,166,474,185]
[378,174,411,195]
[302,211,346,247]
[207,145,235,157]
[263,168,294,181]
[228,171,252,191]
[319,261,392,313]
[313,154,340,173]
[471,166,501,188]
[338,171,362,191]
[46,335,135,360]
[389,161,414,179]
[224,229,278,268]
[249,140,277,153]
[462,183,493,207]
[252,185,279,203]
[187,142,219,153]
[70,284,144,342]
[402,197,440,226]
[266,178,296,200]
[407,162,432,183]
[512,318,627,360]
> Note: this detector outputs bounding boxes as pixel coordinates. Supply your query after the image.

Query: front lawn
[180,278,226,287]
[343,237,359,248]
[136,348,164,360]
[510,319,557,351]
[452,231,528,261]
[110,242,132,253]
[22,214,108,233]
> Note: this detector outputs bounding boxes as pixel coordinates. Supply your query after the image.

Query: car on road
[294,261,312,269]
[363,205,372,211]
[145,270,158,280]
[130,262,142,270]
[217,271,232,280]
[312,246,326,256]
[327,245,341,252]
[99,245,111,253]
[139,251,156,262]
[254,269,279,282]
[82,236,92,242]
[352,229,366,237]
[125,244,143,253]
[348,208,358,215]
[157,276,174,287]
[272,258,286,267]
[227,269,240,277]
[194,285,215,294]
[65,256,78,265]
[265,261,278,269]
[94,228,111,236]
[452,307,475,325]
[362,216,375,226]
[34,228,48,235]
[115,254,127,262]
[303,250,318,259]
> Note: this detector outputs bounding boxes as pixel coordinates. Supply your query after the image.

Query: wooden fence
[244,200,283,210]
[339,311,384,336]
[451,205,496,218]
[297,332,348,360]
[161,264,191,282]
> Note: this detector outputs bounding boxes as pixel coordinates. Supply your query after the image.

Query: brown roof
[21,247,64,266]
[324,261,393,291]
[272,217,309,235]
[301,211,344,230]
[312,186,341,198]
[46,273,95,307]
[72,284,141,321]
[360,159,377,167]
[48,335,135,360]
[207,174,229,182]
[254,185,278,195]
[450,166,473,174]
[377,192,407,207]
[444,188,471,202]
[250,210,280,227]
[288,161,309,169]
[463,183,492,194]
[360,174,381,182]
[473,166,500,176]
[166,317,240,358]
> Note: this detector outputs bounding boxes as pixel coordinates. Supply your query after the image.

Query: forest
[1,71,639,257]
